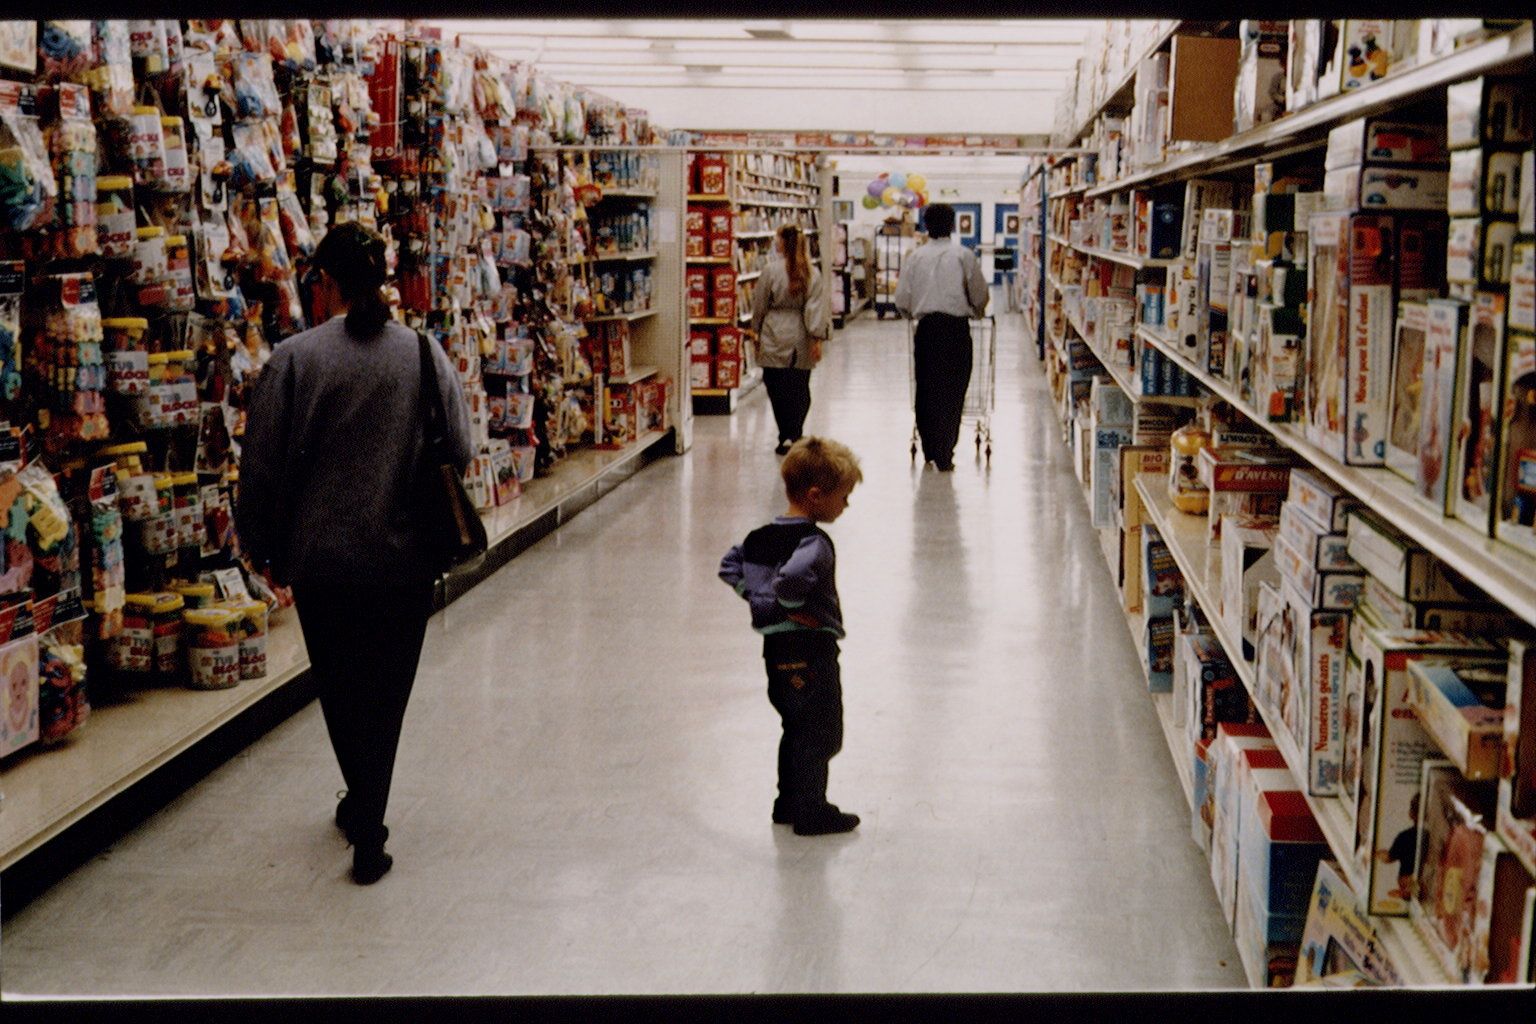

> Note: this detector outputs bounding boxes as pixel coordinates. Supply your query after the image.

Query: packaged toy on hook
[229,51,281,122]
[0,262,23,402]
[38,21,92,81]
[42,83,100,260]
[127,20,171,78]
[0,105,59,232]
[83,21,135,118]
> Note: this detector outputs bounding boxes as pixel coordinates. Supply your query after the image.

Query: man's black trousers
[294,580,434,849]
[913,312,974,466]
[763,630,843,819]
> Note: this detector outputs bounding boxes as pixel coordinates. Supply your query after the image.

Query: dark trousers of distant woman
[293,581,435,849]
[762,365,813,446]
[913,312,973,466]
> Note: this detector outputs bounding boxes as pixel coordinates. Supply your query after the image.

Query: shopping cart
[906,314,996,462]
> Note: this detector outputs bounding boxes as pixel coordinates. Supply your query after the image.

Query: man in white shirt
[894,204,990,470]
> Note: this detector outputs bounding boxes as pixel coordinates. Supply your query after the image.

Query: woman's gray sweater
[236,316,473,587]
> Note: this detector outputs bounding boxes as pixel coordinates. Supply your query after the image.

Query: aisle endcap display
[0,20,690,884]
[1081,24,1534,200]
[1041,19,1536,989]
[686,147,826,413]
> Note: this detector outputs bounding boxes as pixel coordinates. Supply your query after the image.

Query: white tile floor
[1,299,1245,996]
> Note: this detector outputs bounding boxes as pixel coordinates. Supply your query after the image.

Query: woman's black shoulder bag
[416,332,488,575]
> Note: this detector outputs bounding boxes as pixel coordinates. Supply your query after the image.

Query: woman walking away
[237,222,472,885]
[752,223,831,455]
[894,203,990,471]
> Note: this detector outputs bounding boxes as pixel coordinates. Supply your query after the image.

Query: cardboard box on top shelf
[1358,573,1521,634]
[1499,640,1536,874]
[1214,745,1294,928]
[1346,507,1490,603]
[1512,241,1534,335]
[1323,165,1449,212]
[1270,575,1350,797]
[1446,77,1534,152]
[1285,20,1323,113]
[1273,532,1365,612]
[1346,619,1503,915]
[1222,516,1281,664]
[1307,211,1351,462]
[1343,214,1397,467]
[1493,328,1536,556]
[1168,35,1240,144]
[1197,447,1292,545]
[1479,830,1536,984]
[1180,630,1253,751]
[1407,660,1508,780]
[1407,760,1501,983]
[1333,20,1398,93]
[1521,151,1534,233]
[1447,148,1523,219]
[1233,25,1289,136]
[1194,721,1274,856]
[1451,292,1511,535]
[1295,859,1402,985]
[1092,422,1135,530]
[1233,858,1307,988]
[1239,780,1329,922]
[1278,500,1358,572]
[1119,445,1169,615]
[1326,118,1449,171]
[1416,299,1472,514]
[1447,217,1518,293]
[1386,301,1432,482]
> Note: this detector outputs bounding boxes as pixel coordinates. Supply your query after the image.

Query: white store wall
[589,86,1058,137]
[829,154,1028,279]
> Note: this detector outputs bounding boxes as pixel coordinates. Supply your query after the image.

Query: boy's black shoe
[793,810,861,836]
[775,441,792,455]
[352,848,394,885]
[772,799,795,825]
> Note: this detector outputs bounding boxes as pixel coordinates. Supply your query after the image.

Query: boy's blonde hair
[781,436,863,500]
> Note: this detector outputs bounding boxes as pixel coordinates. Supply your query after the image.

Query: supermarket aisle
[2,300,1244,996]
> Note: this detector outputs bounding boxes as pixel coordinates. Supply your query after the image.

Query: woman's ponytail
[780,223,808,298]
[345,287,391,337]
[311,221,393,339]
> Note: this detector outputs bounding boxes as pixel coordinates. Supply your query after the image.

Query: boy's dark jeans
[763,630,843,820]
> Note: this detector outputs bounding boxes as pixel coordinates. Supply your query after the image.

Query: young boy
[719,437,863,836]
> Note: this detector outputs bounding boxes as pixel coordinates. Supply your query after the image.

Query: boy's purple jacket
[719,515,845,638]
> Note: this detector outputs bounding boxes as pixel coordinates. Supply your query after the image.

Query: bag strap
[417,331,448,457]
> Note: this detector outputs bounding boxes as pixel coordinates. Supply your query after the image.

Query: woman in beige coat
[751,224,830,455]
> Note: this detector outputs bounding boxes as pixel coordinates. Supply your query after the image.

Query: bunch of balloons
[861,172,929,211]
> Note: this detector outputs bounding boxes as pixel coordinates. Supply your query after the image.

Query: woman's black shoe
[775,441,792,455]
[335,791,355,837]
[352,848,394,885]
[793,810,861,836]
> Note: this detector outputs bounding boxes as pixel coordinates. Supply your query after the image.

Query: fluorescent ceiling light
[514,53,1074,75]
[435,18,1098,46]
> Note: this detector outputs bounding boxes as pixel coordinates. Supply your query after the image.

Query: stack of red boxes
[715,324,743,390]
[708,207,733,260]
[712,266,737,322]
[689,328,712,389]
[686,263,709,319]
[686,205,707,260]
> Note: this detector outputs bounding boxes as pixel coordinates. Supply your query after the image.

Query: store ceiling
[431,18,1103,136]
